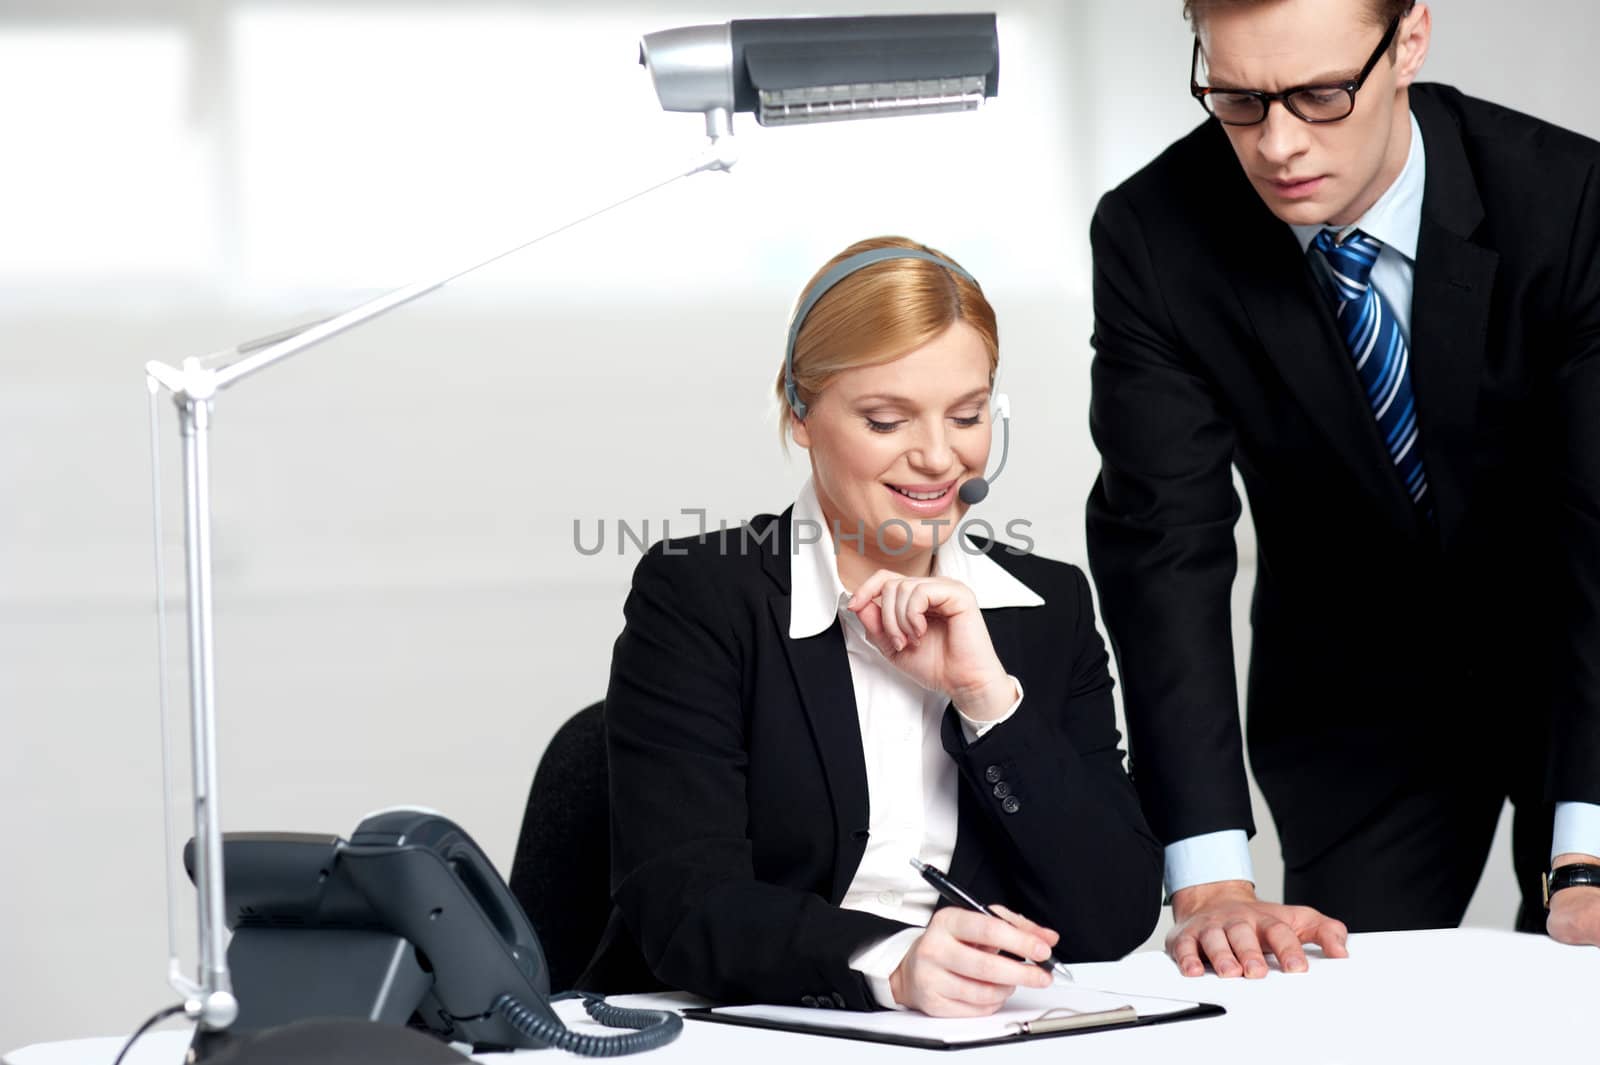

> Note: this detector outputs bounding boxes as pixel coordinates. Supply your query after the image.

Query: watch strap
[1542,863,1600,908]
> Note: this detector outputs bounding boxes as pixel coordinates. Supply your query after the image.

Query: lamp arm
[150,132,737,400]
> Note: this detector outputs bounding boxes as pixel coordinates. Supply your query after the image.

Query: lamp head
[641,14,999,132]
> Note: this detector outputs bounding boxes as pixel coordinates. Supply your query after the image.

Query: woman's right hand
[887,905,1061,1016]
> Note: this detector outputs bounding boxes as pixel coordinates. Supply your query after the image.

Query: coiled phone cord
[494,991,683,1056]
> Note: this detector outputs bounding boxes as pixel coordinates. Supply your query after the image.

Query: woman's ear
[790,411,812,449]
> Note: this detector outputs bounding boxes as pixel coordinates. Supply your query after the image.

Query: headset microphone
[957,392,1010,505]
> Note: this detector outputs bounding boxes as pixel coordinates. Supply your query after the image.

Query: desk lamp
[141,10,999,1050]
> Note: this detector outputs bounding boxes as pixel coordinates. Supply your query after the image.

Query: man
[1087,0,1600,978]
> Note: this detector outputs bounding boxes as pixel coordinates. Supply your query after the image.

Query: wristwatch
[1541,863,1600,908]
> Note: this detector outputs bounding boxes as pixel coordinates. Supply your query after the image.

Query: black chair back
[508,700,610,993]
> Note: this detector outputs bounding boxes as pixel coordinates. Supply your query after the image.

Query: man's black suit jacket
[578,512,1161,1008]
[1086,83,1600,866]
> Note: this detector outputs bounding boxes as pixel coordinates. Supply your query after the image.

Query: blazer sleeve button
[1002,795,1022,814]
[801,995,819,1007]
[832,992,847,1008]
[992,781,1013,799]
[985,764,1003,783]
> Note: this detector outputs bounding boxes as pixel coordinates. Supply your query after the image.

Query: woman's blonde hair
[777,236,998,444]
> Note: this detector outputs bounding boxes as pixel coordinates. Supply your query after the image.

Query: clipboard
[682,986,1224,1050]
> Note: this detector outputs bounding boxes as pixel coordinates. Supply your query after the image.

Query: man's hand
[1546,853,1600,947]
[1167,880,1349,977]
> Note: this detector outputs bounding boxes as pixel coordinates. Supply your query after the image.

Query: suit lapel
[1409,90,1496,552]
[1226,190,1422,534]
[761,511,871,903]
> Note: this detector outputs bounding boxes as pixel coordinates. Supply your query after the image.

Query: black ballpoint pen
[909,857,1075,982]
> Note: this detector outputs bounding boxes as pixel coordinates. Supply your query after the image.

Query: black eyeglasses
[1190,14,1401,126]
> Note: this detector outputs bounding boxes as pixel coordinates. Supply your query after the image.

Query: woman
[578,236,1161,1015]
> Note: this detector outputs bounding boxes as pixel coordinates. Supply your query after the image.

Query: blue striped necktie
[1310,228,1431,512]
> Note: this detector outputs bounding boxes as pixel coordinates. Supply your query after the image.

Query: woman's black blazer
[578,509,1162,1008]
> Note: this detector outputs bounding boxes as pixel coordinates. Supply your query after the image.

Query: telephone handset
[184,808,680,1056]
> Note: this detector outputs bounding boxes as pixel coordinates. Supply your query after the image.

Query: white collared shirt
[1291,111,1425,341]
[1171,110,1600,895]
[787,479,1044,1006]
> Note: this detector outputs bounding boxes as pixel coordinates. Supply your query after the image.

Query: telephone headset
[784,246,1012,504]
[182,808,681,1059]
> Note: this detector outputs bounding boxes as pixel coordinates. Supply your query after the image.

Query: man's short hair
[1183,0,1414,31]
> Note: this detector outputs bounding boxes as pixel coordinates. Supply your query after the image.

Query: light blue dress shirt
[1166,113,1600,896]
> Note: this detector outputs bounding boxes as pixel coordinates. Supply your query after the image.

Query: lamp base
[191,1019,472,1065]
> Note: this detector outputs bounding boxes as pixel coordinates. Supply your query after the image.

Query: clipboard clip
[1008,1004,1139,1035]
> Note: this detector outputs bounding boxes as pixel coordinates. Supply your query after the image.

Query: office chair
[508,700,612,993]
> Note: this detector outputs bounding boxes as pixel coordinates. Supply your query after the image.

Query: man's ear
[1393,2,1431,88]
[790,411,812,448]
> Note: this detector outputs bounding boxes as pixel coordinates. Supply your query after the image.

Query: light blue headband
[783,247,979,420]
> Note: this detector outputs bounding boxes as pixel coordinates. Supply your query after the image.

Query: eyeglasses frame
[1189,13,1403,126]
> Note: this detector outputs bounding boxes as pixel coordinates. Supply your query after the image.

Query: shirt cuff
[955,675,1023,743]
[1551,801,1600,863]
[1163,829,1254,898]
[848,927,923,1010]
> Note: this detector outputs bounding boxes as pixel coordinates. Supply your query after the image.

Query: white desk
[9,929,1596,1064]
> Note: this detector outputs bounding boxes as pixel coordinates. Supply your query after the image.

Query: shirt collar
[1291,110,1425,261]
[787,477,1045,640]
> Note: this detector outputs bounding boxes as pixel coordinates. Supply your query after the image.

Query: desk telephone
[183,808,680,1057]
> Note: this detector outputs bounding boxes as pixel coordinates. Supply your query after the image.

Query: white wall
[3,0,1595,1052]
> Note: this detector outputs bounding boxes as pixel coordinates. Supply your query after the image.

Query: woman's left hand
[847,570,1016,721]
